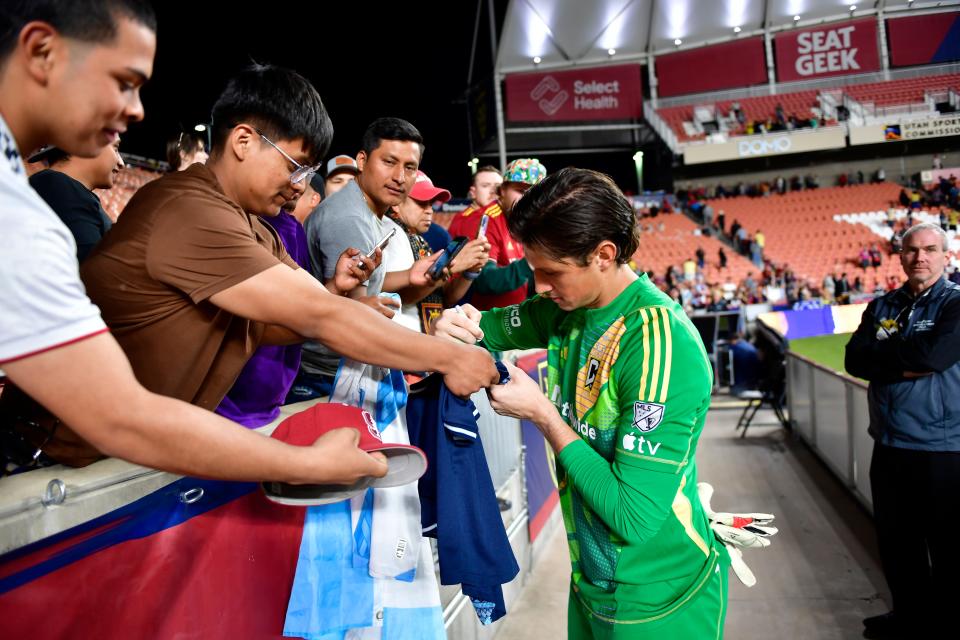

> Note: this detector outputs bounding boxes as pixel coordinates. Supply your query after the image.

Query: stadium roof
[495,0,956,74]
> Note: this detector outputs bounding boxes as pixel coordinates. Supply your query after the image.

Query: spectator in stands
[845,223,960,638]
[870,244,883,269]
[729,218,741,241]
[165,130,208,171]
[891,231,904,256]
[716,208,726,233]
[875,167,886,183]
[718,247,728,269]
[910,190,922,210]
[81,68,498,415]
[695,246,705,269]
[838,172,848,188]
[447,164,502,240]
[856,170,865,185]
[775,175,786,195]
[749,236,763,268]
[465,158,547,311]
[898,188,911,208]
[834,272,851,303]
[468,165,502,210]
[294,117,467,397]
[288,174,323,226]
[28,140,123,262]
[736,225,749,255]
[0,0,395,483]
[324,154,358,196]
[933,153,942,170]
[859,247,872,270]
[702,201,713,227]
[381,170,489,334]
[704,288,725,312]
[822,273,836,303]
[682,257,696,282]
[804,174,819,190]
[215,176,321,429]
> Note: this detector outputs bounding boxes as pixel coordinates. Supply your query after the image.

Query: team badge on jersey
[633,402,665,432]
[585,358,600,389]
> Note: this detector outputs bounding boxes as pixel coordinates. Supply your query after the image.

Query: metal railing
[472,389,523,491]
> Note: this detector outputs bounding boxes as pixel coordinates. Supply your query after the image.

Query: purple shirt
[216,211,310,427]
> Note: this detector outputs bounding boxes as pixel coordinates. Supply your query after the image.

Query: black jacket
[845,278,960,451]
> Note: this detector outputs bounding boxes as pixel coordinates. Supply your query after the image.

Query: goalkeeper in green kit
[434,168,776,639]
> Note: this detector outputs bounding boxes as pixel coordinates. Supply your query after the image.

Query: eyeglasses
[256,129,321,185]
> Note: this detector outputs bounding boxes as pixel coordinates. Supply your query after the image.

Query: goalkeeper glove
[698,482,778,587]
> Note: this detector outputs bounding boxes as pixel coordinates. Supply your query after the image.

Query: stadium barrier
[0,379,562,638]
[786,352,873,512]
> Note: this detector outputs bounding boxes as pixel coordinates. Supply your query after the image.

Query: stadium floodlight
[674,38,682,46]
[607,48,616,56]
[533,56,542,64]
[194,124,206,132]
[849,5,857,11]
[633,151,644,192]
[734,26,742,33]
[793,15,801,21]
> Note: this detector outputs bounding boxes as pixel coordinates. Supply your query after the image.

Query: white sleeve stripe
[443,423,477,439]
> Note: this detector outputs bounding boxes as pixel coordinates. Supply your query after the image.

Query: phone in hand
[477,214,490,240]
[366,227,397,259]
[427,236,469,280]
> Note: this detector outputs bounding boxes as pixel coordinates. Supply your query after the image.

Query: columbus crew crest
[585,358,601,389]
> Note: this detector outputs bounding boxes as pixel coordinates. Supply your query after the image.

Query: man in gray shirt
[293,118,435,393]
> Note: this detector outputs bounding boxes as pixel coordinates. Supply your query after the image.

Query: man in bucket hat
[467,158,547,311]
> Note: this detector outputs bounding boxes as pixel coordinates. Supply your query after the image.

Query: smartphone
[427,236,469,280]
[477,214,490,240]
[366,227,397,259]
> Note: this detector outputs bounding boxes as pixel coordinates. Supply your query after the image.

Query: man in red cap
[382,170,489,334]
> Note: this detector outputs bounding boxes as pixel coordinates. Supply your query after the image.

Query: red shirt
[447,203,483,239]
[468,201,528,310]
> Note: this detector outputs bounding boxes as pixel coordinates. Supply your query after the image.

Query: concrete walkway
[493,402,889,639]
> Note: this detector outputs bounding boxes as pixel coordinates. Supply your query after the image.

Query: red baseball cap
[262,403,427,506]
[408,170,451,204]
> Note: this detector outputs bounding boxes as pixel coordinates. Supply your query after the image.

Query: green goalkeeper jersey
[480,275,722,624]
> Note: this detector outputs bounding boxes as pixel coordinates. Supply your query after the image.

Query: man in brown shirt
[81,64,497,414]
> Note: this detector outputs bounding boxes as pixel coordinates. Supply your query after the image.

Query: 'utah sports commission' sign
[505,64,643,122]
[775,18,880,82]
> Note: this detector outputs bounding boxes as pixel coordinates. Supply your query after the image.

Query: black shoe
[862,612,903,639]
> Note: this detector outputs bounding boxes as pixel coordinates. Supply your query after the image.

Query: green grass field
[788,333,853,374]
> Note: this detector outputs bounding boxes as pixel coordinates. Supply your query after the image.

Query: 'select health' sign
[505,64,643,122]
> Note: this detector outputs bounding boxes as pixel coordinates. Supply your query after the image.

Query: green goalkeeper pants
[567,561,728,640]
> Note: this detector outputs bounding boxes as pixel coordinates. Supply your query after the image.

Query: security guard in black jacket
[846,222,960,639]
